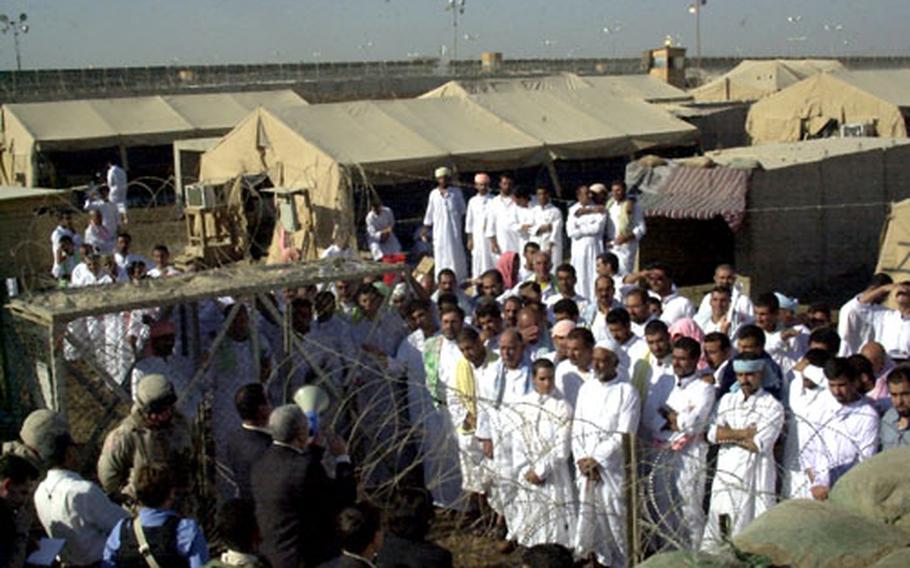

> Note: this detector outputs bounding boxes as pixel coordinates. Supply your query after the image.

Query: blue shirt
[101,507,209,568]
[880,407,910,451]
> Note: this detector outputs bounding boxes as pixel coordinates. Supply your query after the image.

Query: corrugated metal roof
[639,166,750,231]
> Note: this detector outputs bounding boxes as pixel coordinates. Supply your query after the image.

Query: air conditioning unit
[840,123,876,138]
[184,184,218,209]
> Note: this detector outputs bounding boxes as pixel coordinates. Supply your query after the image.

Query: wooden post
[48,324,66,415]
[625,432,642,565]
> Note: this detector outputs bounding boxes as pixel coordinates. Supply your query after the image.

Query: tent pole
[546,161,564,198]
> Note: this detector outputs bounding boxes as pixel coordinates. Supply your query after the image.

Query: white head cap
[434,166,451,179]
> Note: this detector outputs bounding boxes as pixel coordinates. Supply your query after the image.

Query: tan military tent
[691,59,844,103]
[746,70,910,144]
[421,72,691,103]
[876,198,910,282]
[0,90,308,186]
[199,92,697,261]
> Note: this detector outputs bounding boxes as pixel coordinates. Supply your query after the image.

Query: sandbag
[636,549,749,568]
[732,499,910,568]
[870,548,910,568]
[830,446,910,535]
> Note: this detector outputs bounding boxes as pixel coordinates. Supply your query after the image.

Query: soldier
[97,374,193,504]
[1,408,69,473]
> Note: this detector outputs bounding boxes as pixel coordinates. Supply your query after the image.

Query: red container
[381,253,407,286]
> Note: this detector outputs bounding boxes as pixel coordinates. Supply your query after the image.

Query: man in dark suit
[374,488,453,568]
[317,502,383,568]
[252,404,355,568]
[225,384,272,500]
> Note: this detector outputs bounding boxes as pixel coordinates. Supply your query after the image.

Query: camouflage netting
[733,499,910,568]
[829,447,910,535]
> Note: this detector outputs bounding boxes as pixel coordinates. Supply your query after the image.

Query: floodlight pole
[694,1,702,72]
[1,12,29,71]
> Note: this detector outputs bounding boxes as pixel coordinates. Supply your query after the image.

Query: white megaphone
[293,385,330,439]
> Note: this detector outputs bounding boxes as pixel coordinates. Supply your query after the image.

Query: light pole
[445,0,466,61]
[0,13,29,71]
[687,1,705,71]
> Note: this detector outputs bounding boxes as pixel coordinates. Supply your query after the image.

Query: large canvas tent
[0,90,308,187]
[691,59,844,103]
[636,138,910,300]
[746,70,910,144]
[199,93,697,261]
[421,72,691,103]
[876,198,910,282]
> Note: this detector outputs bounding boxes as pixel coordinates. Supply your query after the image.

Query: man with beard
[604,180,646,277]
[486,174,521,261]
[98,374,193,504]
[645,337,715,551]
[584,275,623,343]
[418,305,466,509]
[423,167,468,280]
[702,354,784,548]
[573,344,640,567]
[566,185,606,302]
[624,287,655,338]
[475,329,531,553]
[806,358,879,501]
[554,328,595,407]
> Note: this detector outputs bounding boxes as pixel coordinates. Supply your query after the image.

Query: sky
[1,0,908,70]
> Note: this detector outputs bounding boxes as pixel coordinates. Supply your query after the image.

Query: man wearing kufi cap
[702,353,784,549]
[572,343,640,567]
[97,373,193,503]
[565,185,606,301]
[423,166,468,281]
[2,409,69,472]
[466,172,495,277]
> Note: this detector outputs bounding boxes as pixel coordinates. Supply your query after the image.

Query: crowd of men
[2,166,908,567]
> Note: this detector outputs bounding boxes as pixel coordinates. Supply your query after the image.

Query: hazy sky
[2,0,908,70]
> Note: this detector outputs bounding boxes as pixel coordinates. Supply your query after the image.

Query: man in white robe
[604,181,646,276]
[475,329,532,549]
[583,275,623,342]
[545,263,590,323]
[486,174,521,261]
[573,344,640,568]
[805,357,879,502]
[530,186,564,266]
[855,281,910,361]
[131,319,197,419]
[423,167,468,281]
[625,288,656,338]
[644,337,716,551]
[607,307,650,382]
[416,305,466,509]
[511,358,576,550]
[702,355,784,549]
[452,327,496,506]
[566,185,606,302]
[554,328,595,407]
[635,264,694,326]
[508,187,537,256]
[365,198,402,261]
[837,274,893,356]
[466,173,495,277]
[696,287,744,340]
[106,160,129,221]
[781,351,830,499]
[694,265,754,331]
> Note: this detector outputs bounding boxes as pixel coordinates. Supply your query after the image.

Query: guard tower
[644,42,687,89]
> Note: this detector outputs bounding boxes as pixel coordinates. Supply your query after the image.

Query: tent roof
[236,90,696,173]
[262,96,545,170]
[691,59,844,102]
[707,137,910,170]
[6,256,403,326]
[421,72,690,103]
[2,90,308,148]
[876,198,910,280]
[831,69,910,108]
